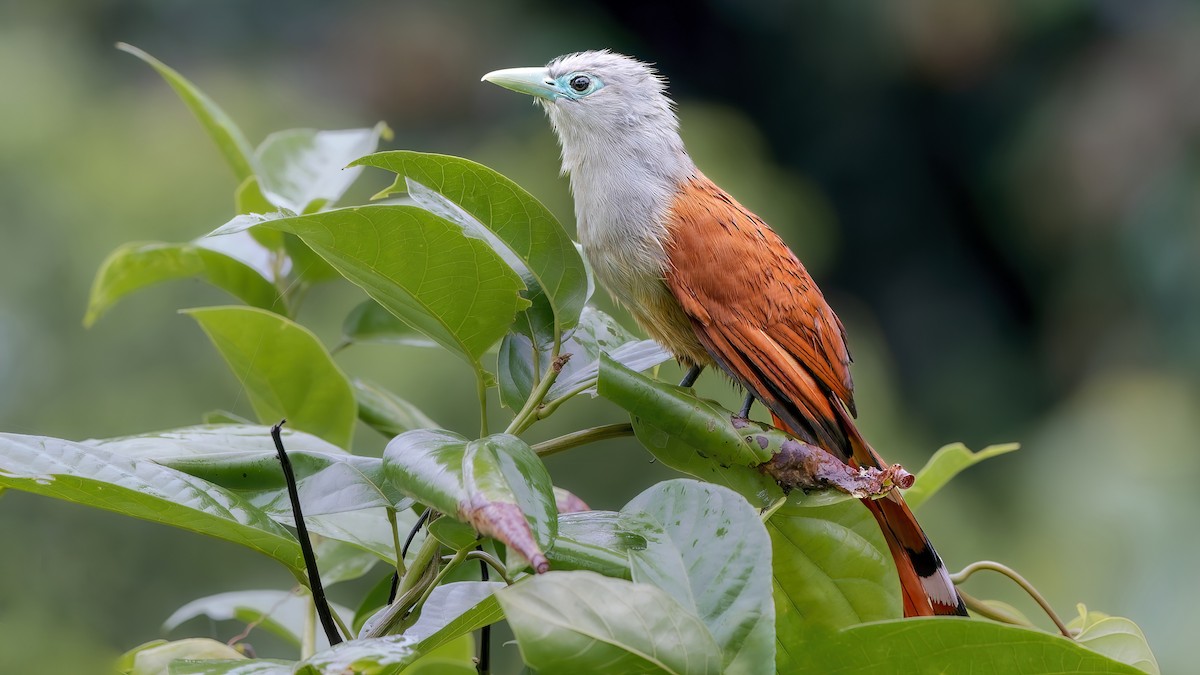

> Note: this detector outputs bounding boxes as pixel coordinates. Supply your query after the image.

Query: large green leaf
[215,206,528,364]
[0,433,304,576]
[598,355,771,465]
[186,306,356,448]
[598,355,783,507]
[906,442,1019,510]
[624,480,774,674]
[497,570,722,675]
[84,242,282,327]
[254,124,390,214]
[163,590,352,650]
[354,151,587,348]
[383,431,556,572]
[791,619,1146,674]
[118,43,256,181]
[86,424,403,516]
[769,496,898,671]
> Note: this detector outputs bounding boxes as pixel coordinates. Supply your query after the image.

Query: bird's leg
[678,364,704,388]
[736,392,756,419]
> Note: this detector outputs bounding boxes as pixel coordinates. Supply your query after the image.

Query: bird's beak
[481,67,562,101]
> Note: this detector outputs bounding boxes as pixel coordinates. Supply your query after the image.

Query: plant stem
[464,549,514,584]
[957,589,1035,628]
[534,378,596,420]
[362,533,442,638]
[302,592,317,658]
[396,530,441,603]
[950,560,1072,637]
[505,358,567,436]
[398,547,472,632]
[476,370,490,437]
[530,423,634,458]
[387,506,406,578]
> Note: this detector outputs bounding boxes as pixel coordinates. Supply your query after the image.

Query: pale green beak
[481,67,563,101]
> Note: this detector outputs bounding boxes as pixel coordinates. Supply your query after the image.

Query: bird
[482,50,968,617]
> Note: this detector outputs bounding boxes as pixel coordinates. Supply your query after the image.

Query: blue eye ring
[569,75,591,92]
[558,72,602,98]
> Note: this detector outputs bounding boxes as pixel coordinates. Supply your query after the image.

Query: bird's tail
[772,410,968,617]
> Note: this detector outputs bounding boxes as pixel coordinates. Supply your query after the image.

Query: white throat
[546,103,696,291]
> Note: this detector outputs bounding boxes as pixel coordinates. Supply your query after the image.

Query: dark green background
[1,1,1190,672]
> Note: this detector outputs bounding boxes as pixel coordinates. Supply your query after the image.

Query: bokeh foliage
[0,1,1192,672]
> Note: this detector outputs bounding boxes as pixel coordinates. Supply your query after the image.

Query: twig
[760,433,912,497]
[271,420,343,646]
[505,354,571,435]
[465,549,513,585]
[530,423,634,458]
[389,508,432,604]
[477,544,490,675]
[950,560,1072,637]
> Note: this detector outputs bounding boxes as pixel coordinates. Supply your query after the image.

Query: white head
[482,51,695,190]
[483,52,701,352]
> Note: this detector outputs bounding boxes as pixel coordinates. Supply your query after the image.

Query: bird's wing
[663,174,856,453]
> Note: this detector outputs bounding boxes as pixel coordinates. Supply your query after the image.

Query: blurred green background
[2,0,1197,672]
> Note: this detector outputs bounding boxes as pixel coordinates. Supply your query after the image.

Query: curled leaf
[383,431,556,573]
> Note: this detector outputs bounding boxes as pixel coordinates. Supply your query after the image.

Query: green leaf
[383,431,556,572]
[235,176,277,216]
[791,619,1146,674]
[342,301,439,348]
[496,333,536,411]
[307,507,419,564]
[599,354,783,507]
[117,43,256,181]
[497,570,722,675]
[624,480,774,674]
[354,379,439,438]
[217,206,528,364]
[121,638,247,675]
[185,306,356,448]
[84,242,282,327]
[498,306,671,410]
[170,660,292,675]
[254,123,390,213]
[906,442,1019,510]
[163,590,352,649]
[546,511,646,579]
[769,496,898,671]
[354,151,588,346]
[0,433,304,576]
[427,516,479,551]
[354,573,397,636]
[402,581,505,655]
[297,635,420,675]
[86,424,406,519]
[1069,604,1160,674]
[315,538,381,585]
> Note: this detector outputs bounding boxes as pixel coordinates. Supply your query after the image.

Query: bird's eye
[569,75,591,92]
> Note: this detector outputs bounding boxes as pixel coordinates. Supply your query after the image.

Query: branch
[271,421,343,646]
[758,429,913,498]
